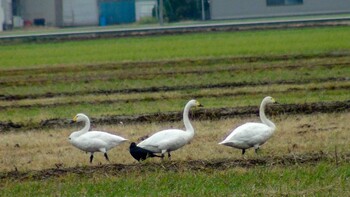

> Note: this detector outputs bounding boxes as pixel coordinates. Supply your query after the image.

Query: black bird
[129,142,163,162]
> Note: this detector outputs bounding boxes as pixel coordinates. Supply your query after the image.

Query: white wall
[19,0,56,26]
[211,0,350,20]
[0,0,3,31]
[62,0,98,26]
[2,0,11,27]
[135,0,156,21]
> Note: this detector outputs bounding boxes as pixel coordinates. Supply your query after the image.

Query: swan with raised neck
[69,113,128,163]
[219,96,277,155]
[137,99,202,159]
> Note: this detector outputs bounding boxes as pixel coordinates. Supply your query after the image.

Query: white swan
[219,96,277,155]
[137,99,202,159]
[69,113,128,163]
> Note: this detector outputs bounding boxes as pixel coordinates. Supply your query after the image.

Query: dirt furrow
[0,100,348,132]
[1,52,348,77]
[0,151,344,181]
[1,60,349,87]
[1,84,349,111]
[0,77,348,101]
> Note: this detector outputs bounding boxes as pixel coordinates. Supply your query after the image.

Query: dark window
[267,0,303,6]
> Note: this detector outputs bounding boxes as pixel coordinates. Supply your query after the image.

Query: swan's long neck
[183,103,194,137]
[259,100,276,130]
[76,116,90,136]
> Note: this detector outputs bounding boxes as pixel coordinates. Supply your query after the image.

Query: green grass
[1,61,348,96]
[0,27,349,125]
[0,25,350,196]
[0,26,350,69]
[0,88,347,123]
[1,162,349,196]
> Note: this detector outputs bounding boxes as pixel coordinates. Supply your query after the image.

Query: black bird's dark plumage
[129,142,163,162]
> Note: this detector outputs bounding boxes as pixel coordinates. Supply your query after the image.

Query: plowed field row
[0,152,341,181]
[0,54,348,86]
[0,100,348,132]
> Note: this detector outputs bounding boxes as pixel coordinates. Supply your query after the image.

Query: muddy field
[0,52,349,123]
[0,100,349,132]
[0,152,345,181]
[0,42,349,184]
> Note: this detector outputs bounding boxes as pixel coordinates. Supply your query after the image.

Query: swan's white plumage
[70,131,127,153]
[137,99,201,157]
[69,113,127,162]
[138,129,190,154]
[219,96,276,154]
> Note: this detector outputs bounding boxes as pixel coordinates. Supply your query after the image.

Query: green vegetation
[0,26,349,196]
[1,162,349,196]
[0,87,348,123]
[0,52,349,124]
[0,26,349,69]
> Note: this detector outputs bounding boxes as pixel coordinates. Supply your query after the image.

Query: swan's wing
[220,123,273,147]
[157,134,188,152]
[87,131,127,142]
[138,129,188,152]
[234,123,273,144]
[73,134,108,152]
[82,131,127,150]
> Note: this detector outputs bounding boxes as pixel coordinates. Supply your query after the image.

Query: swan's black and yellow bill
[195,100,203,107]
[70,115,78,124]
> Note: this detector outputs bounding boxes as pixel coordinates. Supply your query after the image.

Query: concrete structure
[4,0,349,29]
[1,0,12,30]
[0,0,3,31]
[62,0,98,26]
[135,0,156,21]
[18,0,57,26]
[13,0,98,27]
[210,0,350,20]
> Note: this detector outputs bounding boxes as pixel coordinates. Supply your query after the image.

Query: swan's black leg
[90,154,94,163]
[242,149,246,155]
[168,152,171,160]
[104,153,110,161]
[255,147,260,154]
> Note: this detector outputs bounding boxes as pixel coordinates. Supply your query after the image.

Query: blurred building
[210,0,350,20]
[4,0,156,28]
[1,0,13,30]
[1,0,349,30]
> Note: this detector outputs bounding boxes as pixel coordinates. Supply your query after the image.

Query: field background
[0,26,350,196]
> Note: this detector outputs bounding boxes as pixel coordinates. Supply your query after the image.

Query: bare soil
[0,100,348,132]
[0,83,349,110]
[0,77,348,102]
[0,151,345,181]
[0,52,348,102]
[0,54,348,87]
